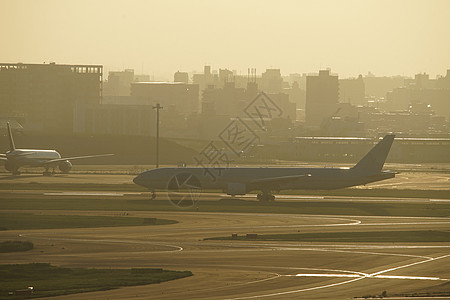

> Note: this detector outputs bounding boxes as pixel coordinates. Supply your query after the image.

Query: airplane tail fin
[351,135,395,174]
[6,122,16,152]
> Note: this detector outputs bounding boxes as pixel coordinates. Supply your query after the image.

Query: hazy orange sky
[2,0,449,80]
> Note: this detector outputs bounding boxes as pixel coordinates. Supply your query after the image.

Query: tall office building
[305,70,339,127]
[0,62,102,133]
[261,69,283,94]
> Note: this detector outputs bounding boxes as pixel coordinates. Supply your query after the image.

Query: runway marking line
[19,234,184,252]
[43,192,126,196]
[14,213,450,299]
[226,254,450,299]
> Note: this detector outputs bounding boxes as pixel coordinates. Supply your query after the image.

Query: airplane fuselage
[133,135,396,201]
[133,167,395,194]
[1,122,112,175]
[6,149,61,168]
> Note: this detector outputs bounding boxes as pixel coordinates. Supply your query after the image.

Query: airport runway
[1,169,449,299]
[1,208,450,299]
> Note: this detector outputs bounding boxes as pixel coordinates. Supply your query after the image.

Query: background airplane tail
[351,135,395,174]
[7,122,16,152]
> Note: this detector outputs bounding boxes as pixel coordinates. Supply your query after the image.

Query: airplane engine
[59,160,72,173]
[4,161,12,172]
[226,182,247,196]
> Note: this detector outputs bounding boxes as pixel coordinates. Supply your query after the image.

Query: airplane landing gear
[43,167,55,176]
[257,192,275,202]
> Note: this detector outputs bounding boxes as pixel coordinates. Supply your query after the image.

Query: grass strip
[206,230,450,243]
[0,213,177,230]
[0,183,143,192]
[0,263,192,300]
[0,241,33,253]
[2,197,450,218]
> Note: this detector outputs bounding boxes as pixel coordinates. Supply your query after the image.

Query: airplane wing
[0,156,7,161]
[41,154,114,165]
[250,174,311,185]
[0,154,6,158]
[11,152,36,157]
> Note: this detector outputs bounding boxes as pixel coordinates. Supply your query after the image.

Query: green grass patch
[280,188,450,199]
[0,213,177,230]
[1,198,450,218]
[0,183,143,192]
[0,263,192,299]
[207,230,450,243]
[0,241,33,253]
[1,197,450,218]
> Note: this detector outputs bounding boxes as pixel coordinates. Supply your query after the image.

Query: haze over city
[2,0,450,79]
[1,1,450,299]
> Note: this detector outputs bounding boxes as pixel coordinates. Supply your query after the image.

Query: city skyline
[2,0,449,80]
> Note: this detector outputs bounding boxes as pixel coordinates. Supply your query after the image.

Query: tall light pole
[153,103,163,168]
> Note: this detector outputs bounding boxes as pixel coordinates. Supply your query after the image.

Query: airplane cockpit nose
[133,174,146,187]
[133,170,160,189]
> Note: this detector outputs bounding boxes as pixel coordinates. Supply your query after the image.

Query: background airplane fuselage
[6,149,61,167]
[2,122,113,175]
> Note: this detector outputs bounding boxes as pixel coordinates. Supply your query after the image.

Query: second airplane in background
[0,123,113,176]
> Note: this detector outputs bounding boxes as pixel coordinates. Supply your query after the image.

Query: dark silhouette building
[339,75,365,104]
[261,69,283,94]
[363,73,406,99]
[0,62,102,134]
[131,82,199,115]
[201,82,247,116]
[103,69,134,96]
[174,71,189,84]
[306,70,339,127]
[193,65,217,92]
[386,71,450,117]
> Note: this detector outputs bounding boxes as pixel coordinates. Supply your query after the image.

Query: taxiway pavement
[1,168,449,299]
[1,209,450,299]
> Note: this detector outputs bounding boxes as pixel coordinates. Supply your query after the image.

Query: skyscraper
[305,70,339,128]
